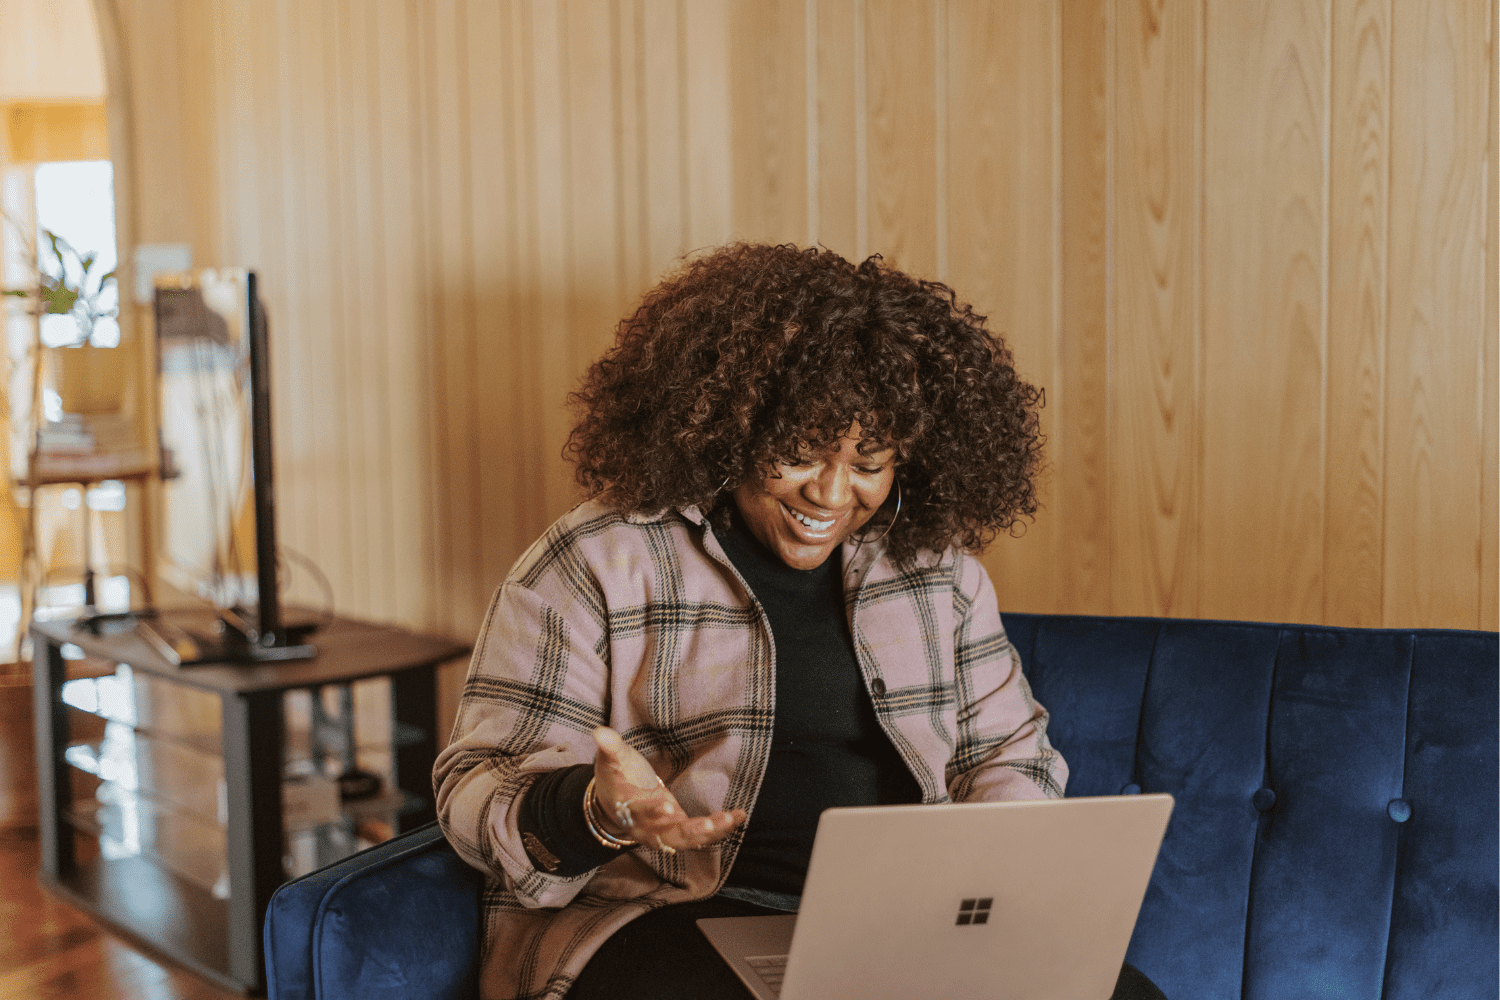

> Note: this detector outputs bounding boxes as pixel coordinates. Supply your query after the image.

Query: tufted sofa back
[266,614,1497,999]
[1006,614,1498,1000]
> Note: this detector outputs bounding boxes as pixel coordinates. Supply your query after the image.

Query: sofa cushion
[1007,614,1498,1000]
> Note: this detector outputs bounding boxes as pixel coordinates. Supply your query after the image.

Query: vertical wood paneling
[1384,0,1490,628]
[613,0,649,299]
[565,0,623,355]
[306,0,357,616]
[279,0,318,602]
[684,1,732,251]
[729,0,807,245]
[527,2,576,524]
[255,2,305,608]
[947,0,1059,613]
[640,0,685,278]
[815,0,858,259]
[335,0,389,619]
[112,0,1494,645]
[463,0,517,603]
[1057,0,1110,615]
[1109,0,1202,618]
[372,0,431,627]
[863,0,935,277]
[1482,1,1498,632]
[1200,0,1328,624]
[1324,0,1387,626]
[426,0,484,636]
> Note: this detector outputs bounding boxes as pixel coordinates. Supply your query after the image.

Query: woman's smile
[732,423,896,570]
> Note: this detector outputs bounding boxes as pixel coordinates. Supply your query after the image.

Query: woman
[434,243,1165,999]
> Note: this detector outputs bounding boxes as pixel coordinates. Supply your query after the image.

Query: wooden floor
[0,683,242,1000]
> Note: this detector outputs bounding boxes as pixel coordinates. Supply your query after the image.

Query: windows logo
[955,897,993,926]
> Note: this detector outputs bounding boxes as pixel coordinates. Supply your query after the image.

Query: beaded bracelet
[583,777,638,849]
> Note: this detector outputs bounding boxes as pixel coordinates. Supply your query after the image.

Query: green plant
[3,226,118,346]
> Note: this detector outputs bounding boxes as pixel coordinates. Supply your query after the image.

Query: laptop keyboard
[745,955,789,996]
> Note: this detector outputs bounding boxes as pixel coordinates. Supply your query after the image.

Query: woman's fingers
[629,802,748,852]
[590,726,748,851]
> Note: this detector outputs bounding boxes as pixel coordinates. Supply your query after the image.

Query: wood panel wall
[119,0,734,654]
[732,0,1496,630]
[111,0,1494,674]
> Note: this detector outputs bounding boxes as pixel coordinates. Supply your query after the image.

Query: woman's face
[731,424,897,570]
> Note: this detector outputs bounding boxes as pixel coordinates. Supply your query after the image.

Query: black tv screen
[154,269,311,656]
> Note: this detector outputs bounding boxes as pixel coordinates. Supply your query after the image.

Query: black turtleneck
[715,508,921,895]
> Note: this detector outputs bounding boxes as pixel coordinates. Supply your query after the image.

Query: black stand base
[178,638,318,665]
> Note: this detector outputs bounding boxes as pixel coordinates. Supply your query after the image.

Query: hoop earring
[865,480,902,544]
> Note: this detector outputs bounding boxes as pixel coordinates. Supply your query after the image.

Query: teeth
[788,507,835,530]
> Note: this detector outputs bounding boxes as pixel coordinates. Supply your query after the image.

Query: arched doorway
[0,0,147,675]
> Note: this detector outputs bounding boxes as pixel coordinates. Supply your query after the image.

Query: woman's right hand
[591,726,746,853]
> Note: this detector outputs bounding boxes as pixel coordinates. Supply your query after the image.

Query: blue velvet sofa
[264,614,1498,999]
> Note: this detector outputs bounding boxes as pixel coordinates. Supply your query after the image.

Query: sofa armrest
[264,822,485,1000]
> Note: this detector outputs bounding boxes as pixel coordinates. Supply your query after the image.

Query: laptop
[697,794,1173,1000]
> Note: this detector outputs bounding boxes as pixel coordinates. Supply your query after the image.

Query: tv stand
[30,610,468,994]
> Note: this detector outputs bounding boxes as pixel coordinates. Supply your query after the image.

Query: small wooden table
[31,611,469,995]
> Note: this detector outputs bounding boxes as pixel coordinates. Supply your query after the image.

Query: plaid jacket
[433,500,1066,1000]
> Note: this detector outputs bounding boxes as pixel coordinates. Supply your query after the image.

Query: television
[153,269,316,661]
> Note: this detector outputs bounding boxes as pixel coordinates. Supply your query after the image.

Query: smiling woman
[731,424,895,570]
[433,243,1163,1000]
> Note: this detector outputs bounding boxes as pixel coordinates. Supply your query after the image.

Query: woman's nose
[806,463,852,510]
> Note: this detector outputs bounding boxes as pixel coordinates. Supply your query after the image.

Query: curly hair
[565,243,1043,564]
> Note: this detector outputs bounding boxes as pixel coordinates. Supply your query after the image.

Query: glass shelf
[66,774,229,898]
[60,667,429,772]
[60,664,222,756]
[65,720,225,823]
[64,762,425,893]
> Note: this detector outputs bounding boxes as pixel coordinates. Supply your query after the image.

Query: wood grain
[463,0,514,608]
[374,0,433,628]
[816,0,859,259]
[1057,0,1110,615]
[338,0,392,620]
[729,0,808,245]
[1108,0,1202,619]
[1201,0,1328,624]
[684,0,733,252]
[104,0,1494,642]
[947,0,1060,613]
[1385,0,1489,628]
[863,0,936,277]
[640,0,685,281]
[0,828,238,1000]
[1324,0,1388,627]
[1483,0,1498,633]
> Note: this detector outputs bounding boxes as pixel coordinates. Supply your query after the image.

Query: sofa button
[1252,787,1277,812]
[1120,783,1141,795]
[1387,799,1412,823]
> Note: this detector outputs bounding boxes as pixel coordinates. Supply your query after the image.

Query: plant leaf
[43,286,78,314]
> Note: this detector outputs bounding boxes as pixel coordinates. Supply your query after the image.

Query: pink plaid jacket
[433,500,1067,1000]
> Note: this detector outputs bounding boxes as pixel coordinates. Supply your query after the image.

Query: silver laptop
[698,794,1173,1000]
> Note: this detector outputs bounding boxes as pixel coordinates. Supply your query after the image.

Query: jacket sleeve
[945,554,1068,802]
[432,580,614,909]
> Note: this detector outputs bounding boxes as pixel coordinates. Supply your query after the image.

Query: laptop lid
[700,794,1173,1000]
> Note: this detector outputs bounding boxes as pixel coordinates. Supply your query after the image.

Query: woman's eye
[856,465,886,476]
